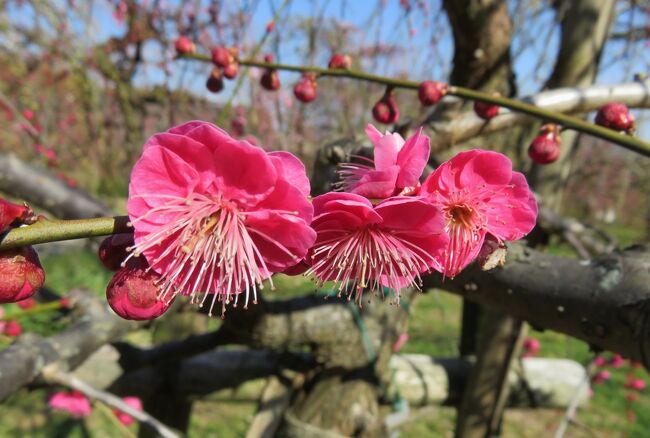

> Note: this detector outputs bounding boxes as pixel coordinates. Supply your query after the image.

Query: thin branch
[0,216,130,250]
[182,53,650,156]
[42,367,180,438]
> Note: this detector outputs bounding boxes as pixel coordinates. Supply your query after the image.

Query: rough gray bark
[0,153,111,218]
[425,243,650,365]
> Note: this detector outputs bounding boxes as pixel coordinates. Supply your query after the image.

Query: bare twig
[42,367,180,438]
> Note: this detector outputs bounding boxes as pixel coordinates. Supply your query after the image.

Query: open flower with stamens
[126,121,316,316]
[421,149,537,278]
[306,192,448,303]
[336,124,430,198]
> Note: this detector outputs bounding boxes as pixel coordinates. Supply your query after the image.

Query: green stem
[183,53,650,157]
[0,216,131,250]
[3,300,68,320]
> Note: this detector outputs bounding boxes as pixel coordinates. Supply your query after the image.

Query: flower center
[307,225,434,304]
[126,193,272,317]
[447,203,476,230]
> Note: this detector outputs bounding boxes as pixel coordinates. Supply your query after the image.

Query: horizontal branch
[424,243,650,367]
[427,81,650,148]
[0,153,112,219]
[183,54,650,156]
[0,216,131,250]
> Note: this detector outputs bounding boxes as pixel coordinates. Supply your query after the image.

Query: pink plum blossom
[113,396,143,426]
[522,337,540,357]
[421,149,538,278]
[306,192,448,303]
[337,124,430,198]
[49,391,92,418]
[592,370,611,384]
[593,356,607,367]
[126,121,315,316]
[610,354,625,368]
[625,378,646,391]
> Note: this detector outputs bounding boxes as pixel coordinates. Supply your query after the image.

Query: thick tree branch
[0,153,111,219]
[424,244,650,367]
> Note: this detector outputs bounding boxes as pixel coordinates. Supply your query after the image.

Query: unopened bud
[473,99,500,120]
[106,258,173,320]
[211,46,234,68]
[260,69,281,91]
[293,73,318,103]
[528,124,561,165]
[595,103,635,133]
[223,61,239,79]
[0,246,45,303]
[0,199,33,232]
[4,320,22,337]
[98,233,134,271]
[206,68,224,93]
[418,81,448,106]
[328,54,352,69]
[174,36,196,55]
[372,91,399,124]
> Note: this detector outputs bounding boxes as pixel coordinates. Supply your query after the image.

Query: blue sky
[4,0,648,138]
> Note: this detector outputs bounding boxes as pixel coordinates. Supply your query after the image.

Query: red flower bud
[223,62,239,79]
[418,81,448,106]
[265,21,275,33]
[98,234,134,271]
[528,125,561,164]
[60,296,72,309]
[211,46,233,68]
[206,68,224,93]
[372,91,400,124]
[0,247,45,303]
[106,259,173,321]
[293,73,317,103]
[0,199,32,232]
[263,54,274,63]
[260,69,281,91]
[595,103,635,133]
[4,320,22,337]
[174,36,196,55]
[328,54,352,69]
[474,100,500,120]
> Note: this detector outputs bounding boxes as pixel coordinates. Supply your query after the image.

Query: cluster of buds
[294,72,318,103]
[528,124,561,164]
[260,54,281,91]
[372,88,399,124]
[595,102,635,134]
[206,46,240,93]
[0,200,44,304]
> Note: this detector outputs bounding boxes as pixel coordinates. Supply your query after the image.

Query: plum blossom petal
[268,151,311,197]
[49,391,92,418]
[307,192,448,303]
[338,124,429,199]
[126,121,315,316]
[421,149,537,278]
